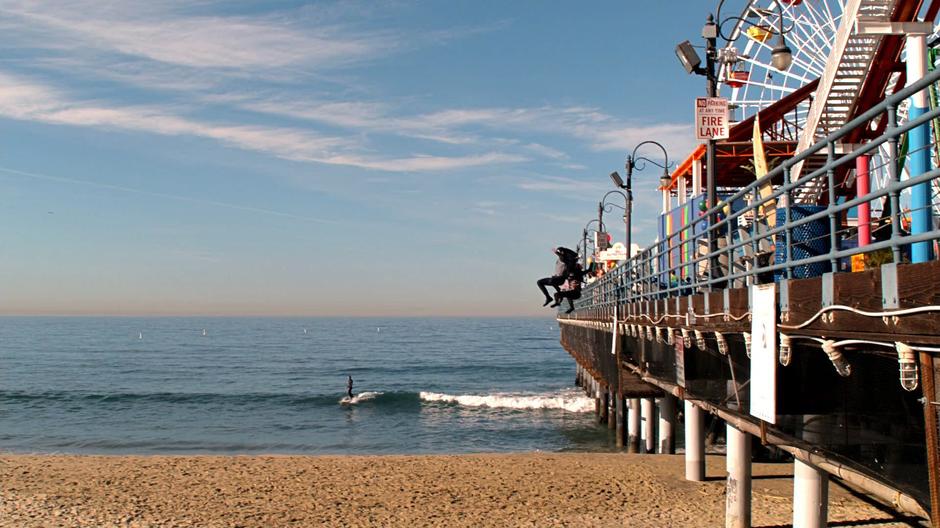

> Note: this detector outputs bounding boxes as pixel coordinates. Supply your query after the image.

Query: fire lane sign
[695,97,729,140]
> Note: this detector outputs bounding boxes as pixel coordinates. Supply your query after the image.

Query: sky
[0,1,716,316]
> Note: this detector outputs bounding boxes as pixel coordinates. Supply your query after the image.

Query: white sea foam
[339,391,382,405]
[419,390,593,413]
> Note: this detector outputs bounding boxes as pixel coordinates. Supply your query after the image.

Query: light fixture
[659,172,672,189]
[694,330,706,350]
[771,36,793,71]
[675,40,702,74]
[715,332,728,355]
[681,329,690,349]
[895,342,919,391]
[771,5,792,71]
[742,332,752,358]
[779,334,792,366]
[610,171,625,189]
[821,340,852,377]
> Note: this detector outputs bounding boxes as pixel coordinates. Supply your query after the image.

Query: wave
[339,391,383,405]
[419,390,593,413]
[2,389,593,413]
[0,389,419,409]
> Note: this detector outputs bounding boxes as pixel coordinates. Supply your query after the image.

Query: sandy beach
[0,453,924,527]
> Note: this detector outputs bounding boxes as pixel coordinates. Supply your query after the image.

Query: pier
[555,3,940,525]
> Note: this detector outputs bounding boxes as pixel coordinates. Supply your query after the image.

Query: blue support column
[907,34,933,264]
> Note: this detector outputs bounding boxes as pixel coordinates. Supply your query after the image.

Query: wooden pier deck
[558,259,940,525]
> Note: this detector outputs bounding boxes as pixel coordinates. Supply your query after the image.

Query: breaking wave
[419,390,593,413]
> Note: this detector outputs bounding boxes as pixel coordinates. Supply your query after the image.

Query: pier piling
[590,378,601,420]
[607,389,616,430]
[627,398,641,453]
[600,388,610,426]
[684,400,705,481]
[658,394,676,454]
[792,459,828,528]
[615,394,626,448]
[725,424,752,528]
[642,398,656,453]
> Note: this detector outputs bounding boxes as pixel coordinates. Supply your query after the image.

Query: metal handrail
[570,65,940,314]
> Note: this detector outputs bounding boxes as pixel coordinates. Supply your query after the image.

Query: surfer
[346,375,354,399]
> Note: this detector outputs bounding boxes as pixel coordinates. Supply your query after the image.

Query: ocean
[0,317,611,455]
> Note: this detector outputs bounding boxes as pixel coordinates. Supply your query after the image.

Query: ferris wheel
[716,0,846,138]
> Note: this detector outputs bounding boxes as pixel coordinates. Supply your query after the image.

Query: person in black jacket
[537,247,578,306]
[551,262,584,313]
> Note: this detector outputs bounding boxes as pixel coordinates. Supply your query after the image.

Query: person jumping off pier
[537,247,578,306]
[346,375,354,399]
[551,261,584,314]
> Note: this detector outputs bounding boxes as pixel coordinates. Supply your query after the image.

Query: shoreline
[1,452,920,527]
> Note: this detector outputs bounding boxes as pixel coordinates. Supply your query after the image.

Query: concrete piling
[615,394,626,448]
[793,459,828,528]
[607,389,616,431]
[684,400,705,481]
[627,398,641,453]
[725,424,752,528]
[642,398,656,453]
[658,394,676,454]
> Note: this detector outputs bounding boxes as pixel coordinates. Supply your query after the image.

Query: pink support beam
[857,154,871,247]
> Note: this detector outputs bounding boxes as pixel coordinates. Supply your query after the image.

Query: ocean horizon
[1,316,611,455]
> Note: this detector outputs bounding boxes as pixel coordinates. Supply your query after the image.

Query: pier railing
[557,65,940,519]
[573,65,940,315]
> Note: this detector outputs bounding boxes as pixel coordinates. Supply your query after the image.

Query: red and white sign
[598,242,627,262]
[695,97,729,140]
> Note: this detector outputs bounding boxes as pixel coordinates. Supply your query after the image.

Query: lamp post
[611,141,673,257]
[599,190,629,249]
[581,219,604,268]
[675,5,792,286]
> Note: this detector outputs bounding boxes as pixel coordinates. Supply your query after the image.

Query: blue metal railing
[571,65,940,315]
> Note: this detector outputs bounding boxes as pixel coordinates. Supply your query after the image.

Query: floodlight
[675,40,701,74]
[609,171,624,189]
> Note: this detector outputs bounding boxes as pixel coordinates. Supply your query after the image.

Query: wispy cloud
[516,176,609,196]
[0,1,695,175]
[0,72,524,172]
[0,1,394,71]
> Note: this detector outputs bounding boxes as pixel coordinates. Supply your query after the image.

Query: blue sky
[0,1,713,316]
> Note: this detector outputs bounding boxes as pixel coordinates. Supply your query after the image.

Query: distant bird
[202,329,207,336]
[138,332,143,340]
[377,327,381,333]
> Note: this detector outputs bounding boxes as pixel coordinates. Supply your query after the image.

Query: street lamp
[674,4,792,287]
[770,8,793,71]
[599,189,629,251]
[580,219,604,268]
[612,140,672,256]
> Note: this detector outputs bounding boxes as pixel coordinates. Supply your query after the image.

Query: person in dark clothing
[551,262,584,313]
[537,247,578,306]
[346,375,354,398]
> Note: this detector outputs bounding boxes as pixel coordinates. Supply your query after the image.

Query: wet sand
[0,453,924,527]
